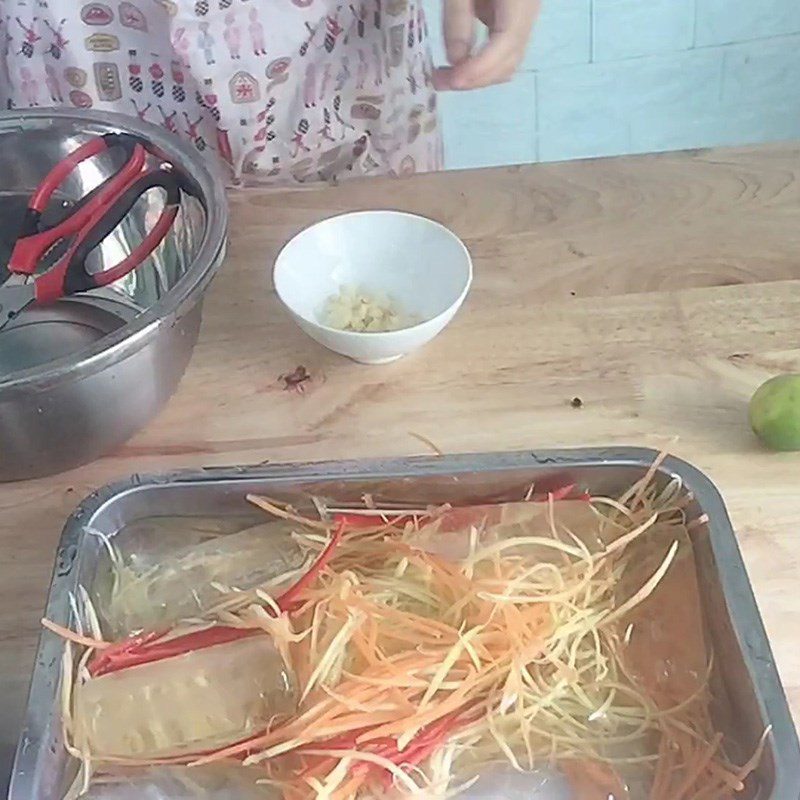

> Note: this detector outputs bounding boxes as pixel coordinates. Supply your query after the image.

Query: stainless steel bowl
[0,110,227,481]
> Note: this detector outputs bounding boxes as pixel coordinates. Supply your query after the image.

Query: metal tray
[9,448,800,799]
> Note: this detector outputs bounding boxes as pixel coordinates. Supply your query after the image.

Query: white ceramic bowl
[273,211,472,364]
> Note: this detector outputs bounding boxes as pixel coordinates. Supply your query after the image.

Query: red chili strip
[298,727,376,752]
[89,523,346,677]
[544,483,591,502]
[276,521,345,613]
[332,513,415,530]
[298,731,400,780]
[343,710,470,785]
[545,483,574,501]
[383,730,450,778]
[87,629,163,677]
[88,625,260,678]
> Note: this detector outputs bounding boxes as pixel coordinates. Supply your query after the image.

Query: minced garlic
[321,285,418,332]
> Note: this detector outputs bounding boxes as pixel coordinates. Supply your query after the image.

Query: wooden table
[2,143,800,787]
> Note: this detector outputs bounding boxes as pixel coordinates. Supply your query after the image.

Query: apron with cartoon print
[0,0,442,184]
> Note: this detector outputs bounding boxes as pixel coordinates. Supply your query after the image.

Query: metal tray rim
[10,447,800,799]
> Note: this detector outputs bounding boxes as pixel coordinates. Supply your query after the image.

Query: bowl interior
[273,211,471,330]
[0,113,211,380]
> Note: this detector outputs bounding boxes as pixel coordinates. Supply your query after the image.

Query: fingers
[474,0,495,29]
[442,0,477,65]
[436,0,542,91]
[431,66,456,91]
[437,28,520,90]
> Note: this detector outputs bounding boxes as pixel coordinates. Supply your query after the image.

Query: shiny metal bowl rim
[0,109,228,396]
[9,447,800,798]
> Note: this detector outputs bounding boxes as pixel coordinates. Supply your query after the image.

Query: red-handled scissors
[0,132,182,331]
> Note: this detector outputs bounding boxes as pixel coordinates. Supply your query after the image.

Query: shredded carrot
[41,618,111,650]
[57,469,767,800]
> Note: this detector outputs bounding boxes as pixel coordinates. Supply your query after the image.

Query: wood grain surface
[2,144,800,787]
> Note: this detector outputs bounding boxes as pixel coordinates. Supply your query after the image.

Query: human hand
[433,0,541,91]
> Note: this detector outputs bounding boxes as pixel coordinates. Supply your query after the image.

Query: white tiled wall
[592,0,696,60]
[695,0,800,45]
[425,0,800,170]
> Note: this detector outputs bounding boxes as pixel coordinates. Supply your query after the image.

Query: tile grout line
[718,48,727,102]
[589,0,595,62]
[533,72,540,162]
[693,29,800,50]
[535,30,800,73]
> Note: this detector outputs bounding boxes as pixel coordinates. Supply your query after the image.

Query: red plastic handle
[29,137,107,213]
[9,141,147,277]
[34,172,180,303]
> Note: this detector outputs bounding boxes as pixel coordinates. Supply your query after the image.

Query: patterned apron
[0,0,442,184]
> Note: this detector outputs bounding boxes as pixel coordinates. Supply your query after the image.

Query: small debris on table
[280,366,311,393]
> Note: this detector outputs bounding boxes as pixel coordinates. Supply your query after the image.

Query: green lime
[749,374,800,451]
